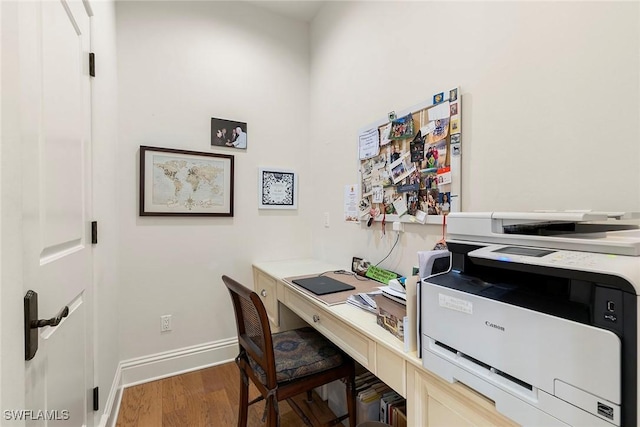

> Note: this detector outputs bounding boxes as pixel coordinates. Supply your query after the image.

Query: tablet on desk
[292,276,355,296]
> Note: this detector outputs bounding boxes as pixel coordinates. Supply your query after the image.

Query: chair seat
[249,327,345,384]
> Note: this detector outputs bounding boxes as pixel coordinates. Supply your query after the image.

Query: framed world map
[258,168,297,210]
[140,146,234,216]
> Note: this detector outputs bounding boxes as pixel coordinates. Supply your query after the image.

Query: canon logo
[485,321,505,332]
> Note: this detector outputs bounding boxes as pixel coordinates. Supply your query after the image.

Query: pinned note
[359,128,379,160]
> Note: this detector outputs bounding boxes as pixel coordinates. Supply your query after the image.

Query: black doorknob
[24,290,69,361]
[31,305,69,328]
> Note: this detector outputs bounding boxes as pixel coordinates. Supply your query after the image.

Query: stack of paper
[380,286,407,305]
[346,293,378,313]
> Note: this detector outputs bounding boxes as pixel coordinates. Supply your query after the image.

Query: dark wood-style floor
[115,362,303,426]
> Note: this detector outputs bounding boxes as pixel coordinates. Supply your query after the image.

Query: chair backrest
[222,275,278,387]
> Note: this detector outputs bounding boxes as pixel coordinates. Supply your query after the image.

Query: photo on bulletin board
[357,87,462,226]
[211,117,247,149]
[258,168,297,210]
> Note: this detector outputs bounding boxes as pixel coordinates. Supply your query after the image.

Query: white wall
[112,0,639,379]
[115,1,312,360]
[90,0,120,420]
[309,1,640,277]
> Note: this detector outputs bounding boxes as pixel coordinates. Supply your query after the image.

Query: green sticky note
[365,265,399,284]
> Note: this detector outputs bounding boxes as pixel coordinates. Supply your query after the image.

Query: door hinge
[93,387,99,411]
[91,221,98,244]
[89,52,95,77]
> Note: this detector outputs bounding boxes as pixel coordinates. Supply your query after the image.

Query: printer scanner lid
[447,211,640,256]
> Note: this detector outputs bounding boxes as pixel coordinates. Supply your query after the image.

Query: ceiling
[245,1,325,22]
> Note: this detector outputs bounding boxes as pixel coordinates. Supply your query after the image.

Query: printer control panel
[547,252,597,268]
[470,245,601,269]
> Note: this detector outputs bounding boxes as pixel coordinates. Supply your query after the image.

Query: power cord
[375,231,401,267]
[316,229,401,279]
[318,270,369,281]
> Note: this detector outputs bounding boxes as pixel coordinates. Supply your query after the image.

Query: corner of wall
[101,337,238,426]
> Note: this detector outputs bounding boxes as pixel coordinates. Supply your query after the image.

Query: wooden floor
[116,362,303,427]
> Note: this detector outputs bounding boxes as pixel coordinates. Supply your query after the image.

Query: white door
[12,0,94,425]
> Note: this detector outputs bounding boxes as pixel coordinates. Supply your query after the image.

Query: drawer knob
[313,314,320,323]
[261,289,267,297]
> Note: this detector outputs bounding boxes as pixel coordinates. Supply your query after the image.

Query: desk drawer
[283,288,374,369]
[253,268,279,327]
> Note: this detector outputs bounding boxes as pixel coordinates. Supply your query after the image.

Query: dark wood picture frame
[139,146,234,216]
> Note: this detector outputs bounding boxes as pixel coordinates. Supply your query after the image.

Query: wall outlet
[160,314,172,332]
[392,221,403,233]
[324,212,330,228]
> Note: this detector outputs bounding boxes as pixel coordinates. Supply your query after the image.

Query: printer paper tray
[421,282,621,404]
[423,341,619,427]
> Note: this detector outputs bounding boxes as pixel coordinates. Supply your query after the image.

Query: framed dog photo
[258,168,297,210]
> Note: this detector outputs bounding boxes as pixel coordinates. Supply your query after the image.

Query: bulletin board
[357,87,461,226]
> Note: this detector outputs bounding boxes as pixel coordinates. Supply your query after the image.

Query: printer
[421,211,640,427]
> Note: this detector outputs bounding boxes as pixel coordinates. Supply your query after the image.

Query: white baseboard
[99,337,238,427]
[99,362,122,427]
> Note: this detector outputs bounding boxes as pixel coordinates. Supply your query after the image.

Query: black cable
[341,270,369,281]
[315,233,400,280]
[318,269,368,280]
[375,232,401,267]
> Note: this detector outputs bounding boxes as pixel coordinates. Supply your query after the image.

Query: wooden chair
[222,275,356,427]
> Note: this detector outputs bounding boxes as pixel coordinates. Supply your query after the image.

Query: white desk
[252,259,518,427]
